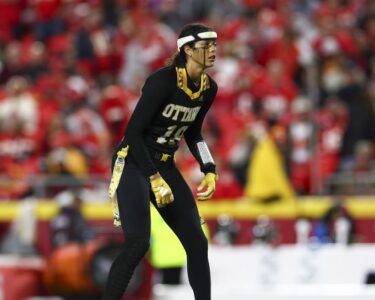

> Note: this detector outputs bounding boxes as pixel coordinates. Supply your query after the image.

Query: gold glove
[197,172,218,201]
[150,173,174,208]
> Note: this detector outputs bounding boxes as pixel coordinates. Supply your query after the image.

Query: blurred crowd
[0,0,375,201]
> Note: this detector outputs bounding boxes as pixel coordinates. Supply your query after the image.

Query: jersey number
[156,125,188,145]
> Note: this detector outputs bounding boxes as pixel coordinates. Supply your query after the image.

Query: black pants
[103,152,211,300]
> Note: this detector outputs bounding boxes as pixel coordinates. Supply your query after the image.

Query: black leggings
[103,154,211,300]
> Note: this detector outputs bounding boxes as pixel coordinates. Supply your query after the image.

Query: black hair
[167,23,215,66]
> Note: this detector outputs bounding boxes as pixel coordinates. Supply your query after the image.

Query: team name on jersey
[162,104,201,122]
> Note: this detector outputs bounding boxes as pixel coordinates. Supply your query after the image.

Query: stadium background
[0,0,375,299]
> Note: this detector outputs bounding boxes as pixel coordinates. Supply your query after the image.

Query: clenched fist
[150,173,174,208]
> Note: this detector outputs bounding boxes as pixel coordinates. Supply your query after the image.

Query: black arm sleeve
[184,79,218,174]
[124,70,174,177]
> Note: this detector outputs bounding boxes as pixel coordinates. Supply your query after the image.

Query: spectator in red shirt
[257,27,300,79]
[251,58,298,108]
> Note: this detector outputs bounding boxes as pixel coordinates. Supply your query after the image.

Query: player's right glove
[150,173,174,208]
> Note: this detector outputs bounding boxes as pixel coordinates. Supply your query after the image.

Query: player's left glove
[197,172,218,201]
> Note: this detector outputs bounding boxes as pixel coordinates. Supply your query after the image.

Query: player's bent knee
[126,236,150,251]
[125,236,150,260]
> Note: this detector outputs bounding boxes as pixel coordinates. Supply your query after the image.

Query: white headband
[177,31,217,51]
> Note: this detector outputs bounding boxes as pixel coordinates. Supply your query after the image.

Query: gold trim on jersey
[176,67,210,100]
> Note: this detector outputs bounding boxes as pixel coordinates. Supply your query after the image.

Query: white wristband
[197,141,214,165]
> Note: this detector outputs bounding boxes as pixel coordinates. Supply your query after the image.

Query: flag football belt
[108,145,129,227]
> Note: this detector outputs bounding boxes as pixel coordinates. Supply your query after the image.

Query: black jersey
[123,65,218,177]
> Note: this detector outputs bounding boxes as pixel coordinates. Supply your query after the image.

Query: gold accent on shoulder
[175,67,210,100]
